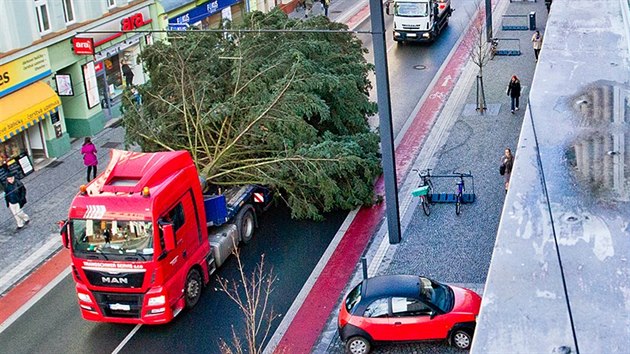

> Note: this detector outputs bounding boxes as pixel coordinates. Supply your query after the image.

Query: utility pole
[369,0,401,244]
[486,0,493,42]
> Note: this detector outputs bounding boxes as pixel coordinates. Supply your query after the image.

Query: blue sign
[168,23,189,31]
[168,0,241,25]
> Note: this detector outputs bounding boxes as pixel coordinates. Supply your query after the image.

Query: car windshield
[394,2,429,17]
[71,219,154,261]
[419,277,454,312]
[345,283,362,312]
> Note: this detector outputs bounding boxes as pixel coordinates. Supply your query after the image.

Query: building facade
[0,0,158,177]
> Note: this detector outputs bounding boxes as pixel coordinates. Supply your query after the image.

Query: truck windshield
[71,219,154,261]
[394,2,429,17]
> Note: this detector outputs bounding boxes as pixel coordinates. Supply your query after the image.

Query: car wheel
[345,336,371,354]
[451,329,472,349]
[184,268,203,309]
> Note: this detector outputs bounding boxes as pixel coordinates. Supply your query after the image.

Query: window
[363,298,389,318]
[34,0,51,33]
[391,297,432,317]
[62,0,75,24]
[107,0,116,8]
[165,203,185,232]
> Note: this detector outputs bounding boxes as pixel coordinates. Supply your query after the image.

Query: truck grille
[93,292,144,318]
[83,269,145,288]
[402,24,421,30]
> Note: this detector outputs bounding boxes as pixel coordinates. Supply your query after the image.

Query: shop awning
[0,81,61,142]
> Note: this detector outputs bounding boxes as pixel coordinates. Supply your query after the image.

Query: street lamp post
[369,0,401,244]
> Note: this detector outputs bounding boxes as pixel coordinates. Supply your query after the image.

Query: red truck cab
[61,150,218,324]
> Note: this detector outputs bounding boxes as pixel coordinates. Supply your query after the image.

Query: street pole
[369,0,401,244]
[485,0,493,42]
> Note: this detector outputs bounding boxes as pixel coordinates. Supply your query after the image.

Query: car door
[357,298,391,341]
[389,296,435,341]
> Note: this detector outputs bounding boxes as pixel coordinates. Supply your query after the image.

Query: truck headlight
[148,295,166,306]
[77,292,92,303]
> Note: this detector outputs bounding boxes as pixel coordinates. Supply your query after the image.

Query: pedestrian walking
[304,0,313,17]
[532,31,543,61]
[506,75,521,113]
[500,148,514,192]
[322,0,330,17]
[81,137,98,182]
[121,62,134,88]
[3,173,29,230]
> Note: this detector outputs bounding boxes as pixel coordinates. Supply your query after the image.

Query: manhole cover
[46,160,63,168]
[101,142,122,149]
[413,64,427,70]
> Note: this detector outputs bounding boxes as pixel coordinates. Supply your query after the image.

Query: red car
[338,275,482,353]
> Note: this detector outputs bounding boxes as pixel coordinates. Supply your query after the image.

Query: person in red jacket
[81,137,98,182]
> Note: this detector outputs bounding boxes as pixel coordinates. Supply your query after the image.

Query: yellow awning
[0,81,61,142]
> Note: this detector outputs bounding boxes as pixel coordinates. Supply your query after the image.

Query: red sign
[94,62,104,72]
[72,37,94,55]
[121,13,151,31]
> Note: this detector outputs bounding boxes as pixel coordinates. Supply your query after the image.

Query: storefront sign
[169,0,240,25]
[93,35,141,62]
[72,37,95,55]
[82,62,100,109]
[73,7,152,49]
[94,62,104,72]
[0,49,52,98]
[55,74,74,96]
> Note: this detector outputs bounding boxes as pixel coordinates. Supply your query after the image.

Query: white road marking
[0,266,71,334]
[111,324,142,354]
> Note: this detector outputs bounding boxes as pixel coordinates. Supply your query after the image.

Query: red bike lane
[273,6,483,354]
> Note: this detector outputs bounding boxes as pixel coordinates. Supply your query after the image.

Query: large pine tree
[122,9,381,220]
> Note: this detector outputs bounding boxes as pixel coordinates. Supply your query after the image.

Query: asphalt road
[0,3,481,353]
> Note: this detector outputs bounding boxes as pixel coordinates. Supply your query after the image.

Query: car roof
[361,275,421,301]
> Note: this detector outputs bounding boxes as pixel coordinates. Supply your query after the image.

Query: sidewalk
[269,0,549,352]
[0,120,126,296]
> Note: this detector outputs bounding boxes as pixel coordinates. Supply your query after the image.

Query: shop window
[62,0,75,24]
[103,55,123,100]
[0,138,27,173]
[34,0,51,34]
[107,0,116,9]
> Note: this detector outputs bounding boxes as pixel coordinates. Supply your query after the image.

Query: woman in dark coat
[501,148,514,192]
[507,75,522,113]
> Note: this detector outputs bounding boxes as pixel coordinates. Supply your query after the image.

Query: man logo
[102,276,128,284]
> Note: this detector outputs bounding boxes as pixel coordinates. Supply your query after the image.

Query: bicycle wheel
[422,196,431,216]
[455,194,461,215]
[424,179,434,203]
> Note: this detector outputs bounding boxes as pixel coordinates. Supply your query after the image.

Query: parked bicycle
[412,169,434,216]
[453,171,467,215]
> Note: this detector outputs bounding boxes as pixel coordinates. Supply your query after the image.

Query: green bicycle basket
[411,185,430,197]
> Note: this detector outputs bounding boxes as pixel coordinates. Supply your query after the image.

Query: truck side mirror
[162,224,176,252]
[59,220,69,249]
[385,0,392,15]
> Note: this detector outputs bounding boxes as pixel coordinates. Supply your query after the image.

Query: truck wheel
[184,268,203,309]
[236,206,255,244]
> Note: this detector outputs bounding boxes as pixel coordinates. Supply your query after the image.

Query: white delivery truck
[386,0,453,44]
